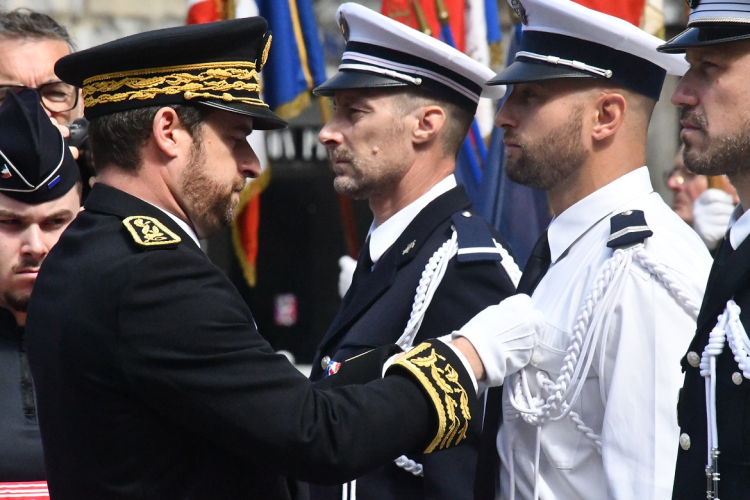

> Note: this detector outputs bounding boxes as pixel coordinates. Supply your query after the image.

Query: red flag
[187,0,224,24]
[0,481,49,500]
[381,0,466,53]
[570,0,645,26]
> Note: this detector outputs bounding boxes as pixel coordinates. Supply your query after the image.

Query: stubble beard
[330,121,406,200]
[180,139,245,238]
[682,109,750,178]
[504,105,588,191]
[3,290,30,313]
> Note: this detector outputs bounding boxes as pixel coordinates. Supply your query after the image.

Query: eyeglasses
[664,168,699,186]
[0,82,79,113]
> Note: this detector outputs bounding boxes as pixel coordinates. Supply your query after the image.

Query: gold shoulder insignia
[122,216,181,247]
[393,342,472,453]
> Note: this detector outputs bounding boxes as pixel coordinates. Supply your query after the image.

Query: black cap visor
[197,100,287,130]
[313,70,410,97]
[487,59,597,87]
[658,26,750,53]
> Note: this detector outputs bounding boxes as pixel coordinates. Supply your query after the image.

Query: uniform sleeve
[598,268,696,499]
[417,257,516,344]
[115,250,477,484]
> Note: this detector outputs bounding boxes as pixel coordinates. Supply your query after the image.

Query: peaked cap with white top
[489,0,688,100]
[314,2,505,112]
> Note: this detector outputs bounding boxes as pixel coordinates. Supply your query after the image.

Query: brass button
[680,433,691,451]
[321,356,331,370]
[531,350,542,365]
[687,351,700,368]
[732,372,744,385]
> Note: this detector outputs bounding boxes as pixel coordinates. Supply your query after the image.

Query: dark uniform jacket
[310,185,516,500]
[24,184,479,500]
[673,238,750,499]
[0,309,45,481]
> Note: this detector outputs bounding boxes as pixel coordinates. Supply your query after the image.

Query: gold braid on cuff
[392,342,472,453]
[82,61,267,108]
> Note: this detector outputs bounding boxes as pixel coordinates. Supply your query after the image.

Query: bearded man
[23,17,541,500]
[309,4,519,500]
[471,0,714,499]
[659,0,750,498]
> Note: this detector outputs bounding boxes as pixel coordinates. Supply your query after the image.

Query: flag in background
[382,0,466,52]
[187,0,326,287]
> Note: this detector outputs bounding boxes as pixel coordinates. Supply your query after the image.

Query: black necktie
[517,230,552,295]
[341,238,373,310]
[475,230,551,500]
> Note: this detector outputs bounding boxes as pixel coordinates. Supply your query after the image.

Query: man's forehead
[686,40,750,64]
[0,188,79,217]
[0,37,70,83]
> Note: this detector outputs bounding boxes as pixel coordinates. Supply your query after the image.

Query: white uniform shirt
[498,167,712,499]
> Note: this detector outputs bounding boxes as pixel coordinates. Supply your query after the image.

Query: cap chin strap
[338,63,423,86]
[516,51,613,79]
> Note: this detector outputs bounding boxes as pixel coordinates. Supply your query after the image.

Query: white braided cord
[393,231,521,476]
[507,243,702,455]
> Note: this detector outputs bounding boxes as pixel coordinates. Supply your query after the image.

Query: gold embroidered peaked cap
[54,17,287,130]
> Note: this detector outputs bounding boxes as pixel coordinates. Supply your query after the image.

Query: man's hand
[52,116,79,160]
[450,294,543,386]
[693,188,735,250]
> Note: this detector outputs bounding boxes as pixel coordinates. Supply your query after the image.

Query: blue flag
[256,0,326,119]
[477,24,551,270]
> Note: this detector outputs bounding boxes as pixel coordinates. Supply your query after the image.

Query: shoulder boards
[388,341,476,454]
[451,211,503,263]
[122,215,181,248]
[607,210,653,249]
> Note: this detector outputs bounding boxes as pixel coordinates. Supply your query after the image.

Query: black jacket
[310,186,516,500]
[0,309,45,481]
[673,238,750,499]
[25,184,478,500]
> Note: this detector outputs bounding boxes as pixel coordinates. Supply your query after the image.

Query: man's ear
[412,105,447,145]
[591,92,626,142]
[152,107,191,159]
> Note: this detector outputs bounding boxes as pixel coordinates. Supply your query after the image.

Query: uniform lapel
[318,186,472,351]
[697,237,750,333]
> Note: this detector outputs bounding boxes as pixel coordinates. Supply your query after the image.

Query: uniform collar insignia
[402,240,416,255]
[123,215,182,247]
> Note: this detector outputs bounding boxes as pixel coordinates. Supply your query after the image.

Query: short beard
[4,290,29,313]
[330,121,406,200]
[504,105,588,191]
[180,138,244,237]
[683,118,750,178]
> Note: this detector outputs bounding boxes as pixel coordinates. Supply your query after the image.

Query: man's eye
[0,219,21,228]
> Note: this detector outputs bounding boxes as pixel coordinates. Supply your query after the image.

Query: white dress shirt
[144,200,200,247]
[728,203,750,250]
[498,167,712,499]
[367,175,457,264]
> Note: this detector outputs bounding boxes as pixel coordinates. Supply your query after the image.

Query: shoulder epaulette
[607,210,653,248]
[122,215,181,249]
[451,211,503,263]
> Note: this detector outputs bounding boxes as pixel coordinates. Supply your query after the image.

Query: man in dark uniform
[24,18,542,500]
[309,4,518,500]
[659,1,750,498]
[0,89,80,482]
